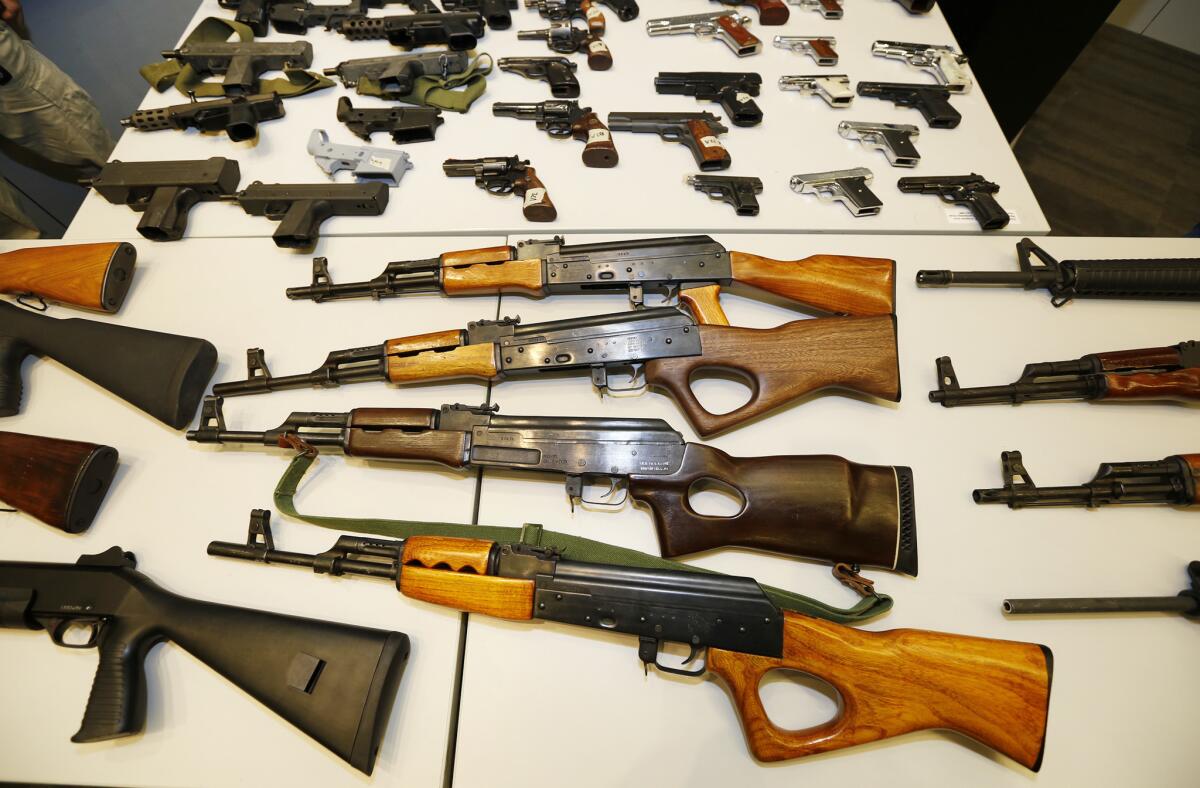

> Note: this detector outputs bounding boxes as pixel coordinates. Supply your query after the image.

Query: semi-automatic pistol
[790,167,881,216]
[778,74,852,106]
[872,40,972,92]
[773,35,838,66]
[646,11,762,57]
[686,175,763,216]
[837,121,920,167]
[789,0,842,19]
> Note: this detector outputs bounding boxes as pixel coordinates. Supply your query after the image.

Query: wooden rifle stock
[0,431,118,533]
[708,611,1051,770]
[0,242,136,313]
[728,251,895,316]
[645,314,900,437]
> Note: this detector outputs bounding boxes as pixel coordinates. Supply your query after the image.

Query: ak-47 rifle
[209,309,901,437]
[285,234,896,320]
[210,512,1053,771]
[188,397,917,573]
[0,242,136,313]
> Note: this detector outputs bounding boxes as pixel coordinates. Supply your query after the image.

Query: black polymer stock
[0,547,409,774]
[336,11,486,51]
[121,93,285,142]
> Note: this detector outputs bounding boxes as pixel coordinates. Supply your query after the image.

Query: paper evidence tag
[523,188,547,207]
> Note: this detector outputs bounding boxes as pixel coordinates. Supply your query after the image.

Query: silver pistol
[773,35,838,65]
[789,167,881,216]
[788,0,843,19]
[647,11,763,57]
[837,121,921,167]
[778,74,853,106]
[871,40,972,92]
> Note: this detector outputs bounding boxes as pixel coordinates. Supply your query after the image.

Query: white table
[65,0,1048,240]
[1,234,1195,787]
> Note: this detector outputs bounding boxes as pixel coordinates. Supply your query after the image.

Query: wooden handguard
[0,431,118,533]
[0,242,135,313]
[708,611,1053,769]
[441,247,546,297]
[345,408,471,467]
[572,112,619,168]
[517,168,558,222]
[628,445,909,570]
[385,330,499,383]
[1103,369,1200,401]
[397,536,534,619]
[728,251,896,316]
[644,314,901,437]
[688,119,731,170]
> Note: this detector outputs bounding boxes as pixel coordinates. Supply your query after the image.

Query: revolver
[608,111,731,170]
[492,101,619,167]
[790,167,881,217]
[897,174,1009,230]
[443,156,558,222]
[646,11,762,57]
[498,56,580,98]
[872,40,972,92]
[517,22,613,70]
[526,0,608,34]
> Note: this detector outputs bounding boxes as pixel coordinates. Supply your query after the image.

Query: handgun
[517,22,613,70]
[773,35,838,66]
[686,175,763,216]
[443,156,557,221]
[498,56,580,98]
[646,11,762,57]
[778,74,853,107]
[857,81,961,128]
[493,101,619,167]
[838,121,920,167]
[790,167,882,216]
[872,40,972,92]
[897,173,1008,230]
[654,71,763,127]
[608,111,731,170]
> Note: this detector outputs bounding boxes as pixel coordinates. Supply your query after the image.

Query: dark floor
[1014,24,1200,237]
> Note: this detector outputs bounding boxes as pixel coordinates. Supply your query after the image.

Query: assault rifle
[284,234,896,320]
[209,309,901,437]
[188,397,918,573]
[210,512,1053,771]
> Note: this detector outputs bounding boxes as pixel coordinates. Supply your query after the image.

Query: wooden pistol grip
[751,0,790,25]
[1095,346,1181,371]
[1103,369,1200,402]
[581,1,606,35]
[809,38,838,62]
[386,342,499,384]
[399,566,534,620]
[346,426,469,467]
[0,242,135,313]
[679,284,730,326]
[0,431,118,533]
[629,444,907,570]
[518,168,558,222]
[442,258,546,297]
[728,251,896,316]
[1178,454,1200,505]
[687,119,731,170]
[716,14,762,54]
[643,315,900,437]
[402,535,494,573]
[572,111,619,168]
[707,611,1052,769]
[584,35,613,71]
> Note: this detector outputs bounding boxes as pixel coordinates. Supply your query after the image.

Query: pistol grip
[967,192,1010,230]
[0,336,32,417]
[717,86,763,127]
[139,186,201,242]
[686,120,731,171]
[273,200,334,249]
[72,619,157,743]
[518,168,557,222]
[572,112,619,168]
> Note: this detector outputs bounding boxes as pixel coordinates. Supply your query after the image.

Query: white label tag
[523,188,547,207]
[944,207,1019,224]
[699,135,722,148]
[735,92,752,104]
[588,39,607,53]
[367,155,389,169]
[587,128,611,143]
[586,5,602,20]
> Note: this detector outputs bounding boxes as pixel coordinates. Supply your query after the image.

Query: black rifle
[443,0,519,29]
[121,93,284,142]
[232,182,390,249]
[0,546,409,774]
[323,51,473,97]
[856,81,960,128]
[336,12,486,51]
[973,450,1200,509]
[931,341,1200,407]
[492,101,618,167]
[159,41,314,96]
[654,71,763,127]
[686,175,763,216]
[497,56,580,98]
[897,174,1009,230]
[916,238,1200,306]
[1004,562,1200,618]
[84,157,242,241]
[336,97,444,143]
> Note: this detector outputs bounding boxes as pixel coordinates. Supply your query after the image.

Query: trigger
[49,618,102,648]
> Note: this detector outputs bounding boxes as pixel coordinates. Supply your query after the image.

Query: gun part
[121,93,285,142]
[596,0,638,20]
[443,156,558,221]
[686,175,763,216]
[159,41,314,96]
[1004,562,1200,618]
[872,40,972,92]
[442,0,519,29]
[654,71,763,127]
[307,130,413,186]
[646,12,762,57]
[713,0,789,25]
[893,0,935,13]
[917,238,1200,306]
[336,12,485,50]
[608,111,731,170]
[335,97,444,143]
[838,121,920,167]
[85,157,242,242]
[492,101,618,167]
[323,51,472,96]
[232,182,390,249]
[973,450,1200,509]
[527,0,607,34]
[498,56,581,98]
[789,0,842,19]
[265,0,410,33]
[773,36,838,66]
[0,431,118,533]
[518,22,613,70]
[897,173,1008,230]
[0,242,136,314]
[929,341,1200,407]
[790,167,881,217]
[778,74,853,107]
[857,81,960,128]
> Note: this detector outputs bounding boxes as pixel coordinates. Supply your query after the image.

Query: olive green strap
[358,54,493,113]
[140,17,333,99]
[272,451,892,624]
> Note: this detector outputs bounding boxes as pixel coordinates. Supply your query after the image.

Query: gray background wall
[0,0,200,237]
